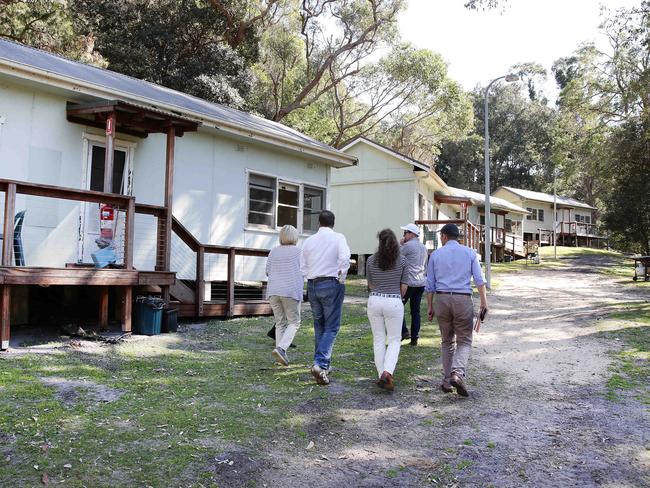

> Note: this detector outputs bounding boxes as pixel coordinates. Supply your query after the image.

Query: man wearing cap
[399,223,428,346]
[426,223,488,397]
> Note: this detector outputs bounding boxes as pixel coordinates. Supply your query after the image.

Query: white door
[79,143,132,263]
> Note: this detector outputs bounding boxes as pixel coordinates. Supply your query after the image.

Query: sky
[398,0,642,99]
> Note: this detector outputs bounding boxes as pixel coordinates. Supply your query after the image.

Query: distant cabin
[493,187,605,247]
[330,137,528,273]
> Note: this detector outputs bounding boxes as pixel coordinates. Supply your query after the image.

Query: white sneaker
[311,365,330,385]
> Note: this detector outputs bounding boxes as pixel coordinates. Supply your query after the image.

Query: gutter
[0,60,357,168]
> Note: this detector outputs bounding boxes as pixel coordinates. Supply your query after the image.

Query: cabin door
[78,143,132,264]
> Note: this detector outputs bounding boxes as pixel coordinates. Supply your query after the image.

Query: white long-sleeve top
[300,227,351,281]
[265,245,303,301]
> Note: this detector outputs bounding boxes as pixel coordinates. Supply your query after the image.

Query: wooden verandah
[0,99,272,350]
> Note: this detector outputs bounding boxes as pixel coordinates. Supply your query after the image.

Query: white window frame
[78,133,136,262]
[245,169,327,235]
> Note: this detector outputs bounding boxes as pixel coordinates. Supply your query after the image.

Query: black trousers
[401,286,425,339]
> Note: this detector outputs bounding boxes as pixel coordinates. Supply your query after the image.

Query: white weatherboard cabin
[0,39,356,348]
[493,187,605,247]
[330,137,527,273]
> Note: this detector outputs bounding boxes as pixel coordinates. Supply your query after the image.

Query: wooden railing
[479,225,505,246]
[556,221,599,236]
[504,233,525,256]
[1,178,136,269]
[414,219,482,256]
[169,216,269,318]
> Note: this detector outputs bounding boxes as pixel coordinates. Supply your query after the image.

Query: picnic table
[633,256,650,281]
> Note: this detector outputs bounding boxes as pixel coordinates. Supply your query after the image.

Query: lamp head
[505,74,519,82]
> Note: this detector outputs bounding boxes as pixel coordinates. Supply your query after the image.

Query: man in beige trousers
[426,223,488,397]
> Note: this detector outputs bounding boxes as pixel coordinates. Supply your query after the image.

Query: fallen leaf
[306,441,314,450]
[40,444,50,453]
[41,473,49,485]
[63,464,72,469]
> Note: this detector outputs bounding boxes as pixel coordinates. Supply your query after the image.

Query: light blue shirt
[425,240,486,294]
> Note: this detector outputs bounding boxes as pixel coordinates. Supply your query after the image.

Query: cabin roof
[0,39,356,167]
[448,187,530,214]
[498,186,596,210]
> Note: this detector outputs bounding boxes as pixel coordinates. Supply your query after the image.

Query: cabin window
[576,214,591,224]
[89,145,127,194]
[480,215,486,225]
[526,207,544,221]
[248,174,276,227]
[303,186,324,233]
[277,182,299,227]
[247,172,326,233]
[505,219,513,233]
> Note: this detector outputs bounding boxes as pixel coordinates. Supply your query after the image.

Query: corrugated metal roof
[500,186,595,210]
[0,39,353,164]
[449,187,530,214]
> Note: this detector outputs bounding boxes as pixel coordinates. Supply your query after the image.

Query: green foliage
[71,0,256,109]
[603,120,650,254]
[438,83,557,192]
[0,0,104,65]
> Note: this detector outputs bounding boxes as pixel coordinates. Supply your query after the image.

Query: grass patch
[598,301,650,404]
[0,298,453,487]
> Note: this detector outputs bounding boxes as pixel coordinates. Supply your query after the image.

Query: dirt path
[259,256,650,487]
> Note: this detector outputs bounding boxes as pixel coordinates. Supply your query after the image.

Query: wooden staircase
[168,217,271,319]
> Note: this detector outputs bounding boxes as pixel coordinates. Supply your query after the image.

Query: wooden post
[196,246,204,317]
[2,183,16,266]
[226,249,236,318]
[124,197,135,270]
[104,112,117,193]
[99,285,109,330]
[162,126,175,305]
[357,254,366,277]
[122,286,132,332]
[0,285,10,350]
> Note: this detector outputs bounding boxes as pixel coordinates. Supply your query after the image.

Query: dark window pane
[248,212,274,226]
[249,200,274,213]
[250,174,274,188]
[248,173,276,227]
[278,206,298,227]
[538,209,544,221]
[90,146,126,194]
[303,187,324,232]
[249,187,274,202]
[278,184,298,206]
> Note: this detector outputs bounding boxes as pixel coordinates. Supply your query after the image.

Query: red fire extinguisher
[99,203,114,240]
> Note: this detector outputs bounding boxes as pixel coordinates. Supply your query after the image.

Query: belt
[435,291,471,296]
[309,276,339,283]
[369,292,402,299]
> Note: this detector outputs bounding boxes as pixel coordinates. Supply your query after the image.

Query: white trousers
[269,295,301,351]
[367,295,404,377]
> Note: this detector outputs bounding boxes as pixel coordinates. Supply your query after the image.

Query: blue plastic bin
[133,296,164,335]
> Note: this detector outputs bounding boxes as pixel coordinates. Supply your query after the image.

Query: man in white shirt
[300,210,350,385]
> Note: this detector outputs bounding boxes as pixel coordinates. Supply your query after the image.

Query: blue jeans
[307,279,345,370]
[401,286,424,339]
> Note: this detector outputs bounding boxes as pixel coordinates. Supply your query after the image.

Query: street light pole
[553,168,558,260]
[484,74,518,289]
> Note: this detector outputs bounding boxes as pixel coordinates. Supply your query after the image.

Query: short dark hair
[319,210,335,228]
[440,223,460,239]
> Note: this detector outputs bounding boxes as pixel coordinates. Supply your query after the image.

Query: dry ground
[0,252,648,487]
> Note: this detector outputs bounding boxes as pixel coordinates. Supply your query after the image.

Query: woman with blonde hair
[265,225,303,366]
[366,228,408,391]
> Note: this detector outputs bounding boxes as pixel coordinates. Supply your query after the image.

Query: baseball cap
[400,223,420,236]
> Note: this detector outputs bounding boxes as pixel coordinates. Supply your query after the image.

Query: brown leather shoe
[450,373,469,397]
[439,382,453,393]
[380,371,394,391]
